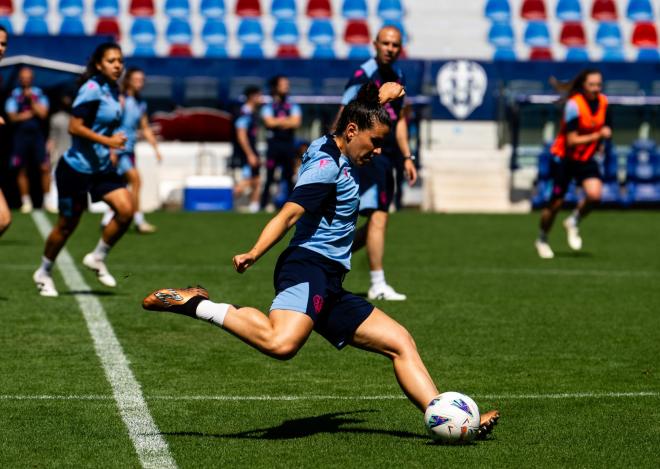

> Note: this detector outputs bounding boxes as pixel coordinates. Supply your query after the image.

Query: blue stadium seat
[22,0,47,16]
[313,44,335,58]
[94,0,118,17]
[59,0,83,17]
[205,44,228,57]
[627,140,660,182]
[377,0,403,20]
[23,16,49,34]
[237,18,264,44]
[201,0,225,18]
[342,0,367,19]
[626,0,654,21]
[493,47,517,60]
[488,21,514,48]
[595,22,622,48]
[60,16,85,34]
[601,47,625,61]
[599,140,619,181]
[524,21,551,47]
[556,0,582,21]
[485,0,511,22]
[240,43,264,58]
[348,44,371,58]
[130,17,157,44]
[272,19,299,45]
[0,16,13,33]
[202,18,227,45]
[166,18,192,44]
[565,47,589,61]
[382,18,407,43]
[133,43,156,56]
[165,0,190,18]
[308,19,334,46]
[271,0,296,19]
[637,47,660,61]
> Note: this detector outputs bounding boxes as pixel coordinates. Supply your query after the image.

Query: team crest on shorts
[313,295,324,313]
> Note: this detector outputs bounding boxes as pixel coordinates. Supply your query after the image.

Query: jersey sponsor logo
[436,60,488,120]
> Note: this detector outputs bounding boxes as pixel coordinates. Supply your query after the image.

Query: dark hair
[567,68,602,97]
[269,75,285,94]
[243,85,261,99]
[122,66,143,97]
[78,42,122,88]
[0,25,7,35]
[335,82,392,134]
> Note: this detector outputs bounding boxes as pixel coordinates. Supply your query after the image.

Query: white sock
[92,239,112,261]
[21,195,31,205]
[134,211,145,225]
[569,210,580,226]
[370,270,386,288]
[40,256,54,274]
[101,210,115,227]
[195,300,230,328]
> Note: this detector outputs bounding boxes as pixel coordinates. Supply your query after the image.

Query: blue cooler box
[183,176,234,211]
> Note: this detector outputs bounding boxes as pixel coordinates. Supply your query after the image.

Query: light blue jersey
[287,135,360,270]
[63,76,122,174]
[118,94,147,155]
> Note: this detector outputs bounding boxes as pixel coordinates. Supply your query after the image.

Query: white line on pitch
[31,212,177,469]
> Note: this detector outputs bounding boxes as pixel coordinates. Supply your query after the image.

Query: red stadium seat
[560,22,587,46]
[344,19,370,45]
[95,17,120,40]
[169,44,192,56]
[521,0,547,20]
[236,0,261,17]
[276,44,300,57]
[306,0,331,18]
[591,0,617,21]
[0,0,13,15]
[632,22,658,47]
[129,0,154,16]
[530,47,553,60]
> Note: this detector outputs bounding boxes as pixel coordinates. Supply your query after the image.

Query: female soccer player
[33,43,132,297]
[101,67,162,233]
[0,25,11,237]
[535,69,611,259]
[142,82,499,435]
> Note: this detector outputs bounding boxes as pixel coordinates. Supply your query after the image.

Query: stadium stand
[24,15,49,34]
[59,0,83,17]
[625,139,660,203]
[521,0,547,20]
[95,0,119,17]
[556,0,583,21]
[485,0,511,22]
[272,0,297,19]
[201,0,225,18]
[236,0,261,17]
[59,16,85,35]
[95,16,120,40]
[129,0,154,16]
[165,0,191,18]
[0,0,13,16]
[22,0,48,17]
[591,0,618,20]
[342,0,368,19]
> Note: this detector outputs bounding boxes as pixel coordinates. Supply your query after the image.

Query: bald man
[337,26,417,301]
[0,25,11,237]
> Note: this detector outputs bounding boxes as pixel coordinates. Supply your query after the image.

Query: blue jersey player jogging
[115,93,147,176]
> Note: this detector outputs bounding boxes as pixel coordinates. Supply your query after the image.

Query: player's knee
[265,339,300,361]
[0,214,11,235]
[387,327,418,360]
[586,191,602,203]
[114,203,134,224]
[369,211,388,230]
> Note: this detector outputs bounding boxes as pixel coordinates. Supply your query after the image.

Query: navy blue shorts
[10,133,47,169]
[271,247,374,349]
[358,154,395,214]
[550,156,602,201]
[56,158,126,218]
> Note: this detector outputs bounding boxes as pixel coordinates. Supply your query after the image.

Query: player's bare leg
[563,178,602,251]
[0,189,11,237]
[537,197,563,258]
[17,167,32,213]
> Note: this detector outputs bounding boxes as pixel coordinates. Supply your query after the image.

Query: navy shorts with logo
[550,155,602,201]
[271,246,374,349]
[358,153,395,214]
[10,133,47,169]
[56,158,126,218]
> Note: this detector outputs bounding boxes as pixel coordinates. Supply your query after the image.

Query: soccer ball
[424,392,481,443]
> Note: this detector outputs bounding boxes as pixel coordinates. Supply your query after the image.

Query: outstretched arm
[233,202,306,273]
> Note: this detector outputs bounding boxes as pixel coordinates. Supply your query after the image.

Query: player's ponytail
[78,42,122,89]
[335,82,392,134]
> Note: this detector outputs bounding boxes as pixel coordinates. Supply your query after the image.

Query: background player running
[0,25,10,237]
[142,82,499,437]
[33,43,132,297]
[231,85,262,213]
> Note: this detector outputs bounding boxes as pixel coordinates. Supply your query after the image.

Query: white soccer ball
[424,391,481,443]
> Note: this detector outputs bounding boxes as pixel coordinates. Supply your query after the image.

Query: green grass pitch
[1,210,659,468]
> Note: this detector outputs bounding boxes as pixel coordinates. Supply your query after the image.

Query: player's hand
[109,150,118,166]
[403,158,417,186]
[233,252,257,273]
[108,132,127,149]
[247,154,259,168]
[600,126,612,139]
[0,116,4,126]
[379,82,405,104]
[155,150,163,164]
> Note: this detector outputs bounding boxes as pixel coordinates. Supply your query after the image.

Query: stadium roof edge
[0,55,85,74]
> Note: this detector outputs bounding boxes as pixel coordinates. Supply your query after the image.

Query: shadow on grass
[554,251,594,258]
[164,410,426,441]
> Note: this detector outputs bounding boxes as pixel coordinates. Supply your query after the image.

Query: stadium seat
[23,16,49,34]
[348,44,371,58]
[236,0,261,17]
[637,47,660,61]
[166,18,192,44]
[625,181,660,203]
[626,0,654,21]
[60,16,85,35]
[632,22,658,47]
[529,47,552,60]
[0,0,13,16]
[520,0,546,20]
[271,0,296,19]
[276,44,300,57]
[59,0,82,17]
[130,18,156,44]
[600,141,619,182]
[22,0,47,16]
[556,0,581,21]
[560,22,587,46]
[169,44,192,56]
[591,0,617,20]
[601,46,625,61]
[377,0,403,20]
[342,0,367,20]
[165,0,189,18]
[202,18,227,45]
[524,21,551,47]
[240,43,264,58]
[485,0,511,22]
[488,21,514,48]
[382,18,407,43]
[95,17,120,39]
[306,0,331,18]
[237,18,264,44]
[308,18,334,46]
[595,22,622,48]
[133,43,156,56]
[272,19,299,45]
[627,140,660,181]
[94,0,118,17]
[493,47,517,60]
[129,0,154,16]
[565,47,589,61]
[201,0,225,18]
[205,44,228,57]
[344,19,370,44]
[312,44,335,58]
[604,79,640,94]
[0,15,13,32]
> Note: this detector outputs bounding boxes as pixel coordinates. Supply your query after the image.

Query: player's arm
[30,93,48,120]
[140,114,162,162]
[395,109,418,185]
[233,202,306,273]
[566,127,610,147]
[236,126,259,167]
[5,95,32,123]
[68,115,126,149]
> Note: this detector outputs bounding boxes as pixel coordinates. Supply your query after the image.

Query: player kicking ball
[142,82,499,439]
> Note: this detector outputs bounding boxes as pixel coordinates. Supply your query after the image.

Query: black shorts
[271,246,374,349]
[358,153,395,214]
[56,158,126,218]
[10,133,47,169]
[550,156,602,201]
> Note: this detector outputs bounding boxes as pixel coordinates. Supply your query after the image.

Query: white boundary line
[2,391,658,402]
[31,212,177,469]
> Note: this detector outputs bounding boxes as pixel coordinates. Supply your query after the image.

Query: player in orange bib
[535,69,611,259]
